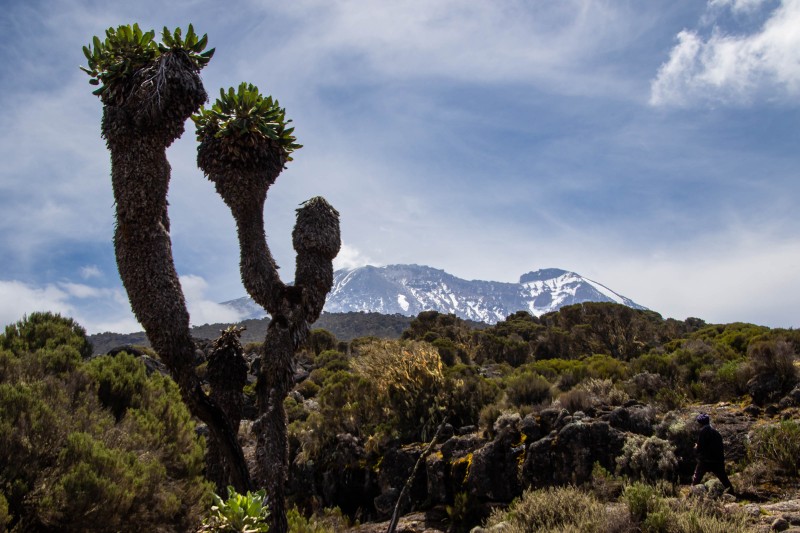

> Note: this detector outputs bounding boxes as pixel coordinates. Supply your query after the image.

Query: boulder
[522,420,625,489]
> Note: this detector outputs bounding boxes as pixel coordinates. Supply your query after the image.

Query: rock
[519,413,542,443]
[772,517,790,531]
[425,450,448,505]
[605,405,654,436]
[522,420,625,489]
[464,427,523,502]
[744,404,762,417]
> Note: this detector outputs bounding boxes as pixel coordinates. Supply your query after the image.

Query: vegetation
[83,19,340,533]
[0,313,211,531]
[200,486,270,533]
[4,302,799,530]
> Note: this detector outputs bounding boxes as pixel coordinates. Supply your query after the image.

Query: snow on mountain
[221,265,646,325]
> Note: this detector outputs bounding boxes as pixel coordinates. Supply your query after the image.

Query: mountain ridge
[223,264,646,325]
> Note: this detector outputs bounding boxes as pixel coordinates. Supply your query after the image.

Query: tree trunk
[207,327,249,492]
[253,320,295,533]
[104,128,252,493]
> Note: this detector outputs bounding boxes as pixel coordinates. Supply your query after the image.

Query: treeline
[88,312,416,355]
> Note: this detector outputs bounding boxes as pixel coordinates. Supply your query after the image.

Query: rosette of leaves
[200,486,270,533]
[81,23,214,105]
[194,82,302,175]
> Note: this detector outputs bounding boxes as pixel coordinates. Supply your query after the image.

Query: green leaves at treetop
[193,82,302,161]
[80,23,214,99]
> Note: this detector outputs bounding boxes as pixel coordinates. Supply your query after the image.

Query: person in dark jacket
[692,413,734,494]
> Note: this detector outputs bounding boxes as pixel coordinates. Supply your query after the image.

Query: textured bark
[199,110,341,533]
[207,326,249,492]
[253,321,295,533]
[100,51,252,493]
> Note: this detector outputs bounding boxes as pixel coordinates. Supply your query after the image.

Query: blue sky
[1,0,798,333]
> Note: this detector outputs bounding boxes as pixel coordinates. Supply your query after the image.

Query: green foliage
[623,482,666,524]
[446,492,483,532]
[1,311,91,360]
[622,482,750,533]
[745,339,798,405]
[0,491,10,531]
[557,388,592,413]
[504,370,552,407]
[201,486,270,532]
[286,506,350,533]
[86,351,148,420]
[748,420,800,476]
[80,23,213,101]
[193,82,301,161]
[484,486,617,533]
[588,462,625,501]
[0,314,211,531]
[616,435,678,483]
[442,364,500,428]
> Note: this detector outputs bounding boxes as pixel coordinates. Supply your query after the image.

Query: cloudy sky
[1,0,798,334]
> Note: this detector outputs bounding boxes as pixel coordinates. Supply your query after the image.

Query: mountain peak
[518,268,573,284]
[223,264,645,324]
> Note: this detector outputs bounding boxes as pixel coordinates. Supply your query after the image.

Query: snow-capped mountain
[221,265,646,325]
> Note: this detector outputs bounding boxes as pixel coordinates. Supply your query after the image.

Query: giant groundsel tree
[195,82,341,533]
[83,24,340,533]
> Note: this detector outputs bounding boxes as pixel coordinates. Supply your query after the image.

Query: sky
[0,0,798,334]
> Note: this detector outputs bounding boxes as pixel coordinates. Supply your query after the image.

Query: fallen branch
[387,417,449,533]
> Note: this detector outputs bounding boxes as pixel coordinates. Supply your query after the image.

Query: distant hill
[223,264,646,324]
[88,311,416,355]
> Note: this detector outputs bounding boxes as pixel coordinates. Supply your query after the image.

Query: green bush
[0,312,92,360]
[746,339,798,405]
[483,486,624,532]
[557,388,592,413]
[443,364,500,429]
[0,314,211,531]
[505,370,553,407]
[0,492,10,531]
[623,482,666,523]
[286,506,350,533]
[748,420,800,476]
[616,435,678,483]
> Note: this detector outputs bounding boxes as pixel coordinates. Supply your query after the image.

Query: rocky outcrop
[522,419,626,488]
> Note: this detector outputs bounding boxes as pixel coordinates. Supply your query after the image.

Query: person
[692,413,734,494]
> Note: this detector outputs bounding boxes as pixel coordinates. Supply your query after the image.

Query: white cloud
[80,265,102,280]
[651,0,800,106]
[179,274,246,326]
[0,280,75,328]
[333,243,376,271]
[709,0,771,14]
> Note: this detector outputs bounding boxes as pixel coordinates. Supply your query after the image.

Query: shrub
[576,378,629,407]
[557,388,592,413]
[0,312,92,360]
[585,354,628,381]
[622,482,666,523]
[748,420,800,476]
[746,339,798,405]
[351,340,445,441]
[0,315,211,531]
[483,486,624,533]
[616,435,678,483]
[442,364,500,429]
[505,371,553,407]
[0,492,9,531]
[589,462,625,502]
[286,506,350,533]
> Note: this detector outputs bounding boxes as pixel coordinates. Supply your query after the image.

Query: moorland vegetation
[2,304,798,532]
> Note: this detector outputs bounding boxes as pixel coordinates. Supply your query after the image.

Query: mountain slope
[222,265,646,325]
